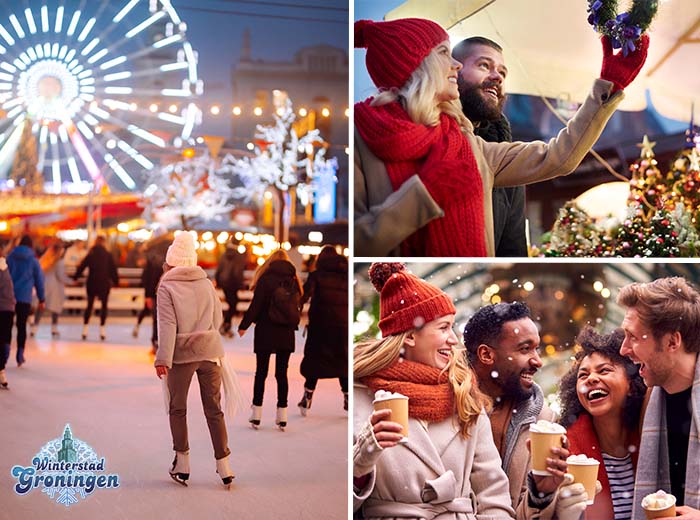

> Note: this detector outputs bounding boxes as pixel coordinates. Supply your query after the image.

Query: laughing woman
[353,263,515,519]
[557,326,646,520]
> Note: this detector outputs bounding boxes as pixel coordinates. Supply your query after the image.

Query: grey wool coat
[354,79,623,257]
[353,384,515,519]
[632,353,700,519]
[155,266,224,368]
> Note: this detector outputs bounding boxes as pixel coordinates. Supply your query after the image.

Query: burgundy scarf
[362,359,454,423]
[355,99,486,256]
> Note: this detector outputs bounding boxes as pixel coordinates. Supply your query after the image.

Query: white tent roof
[386,0,700,121]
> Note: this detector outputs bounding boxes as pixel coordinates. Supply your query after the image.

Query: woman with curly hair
[353,262,515,519]
[557,326,647,520]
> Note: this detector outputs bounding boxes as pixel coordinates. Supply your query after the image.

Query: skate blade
[169,473,189,487]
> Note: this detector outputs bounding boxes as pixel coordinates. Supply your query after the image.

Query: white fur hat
[166,232,197,267]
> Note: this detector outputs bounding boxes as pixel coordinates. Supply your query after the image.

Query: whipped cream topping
[373,390,408,402]
[529,419,566,434]
[642,490,675,509]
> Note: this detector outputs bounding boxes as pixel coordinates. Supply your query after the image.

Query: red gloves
[600,34,650,92]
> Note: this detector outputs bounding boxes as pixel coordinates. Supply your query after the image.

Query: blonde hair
[371,45,471,135]
[354,332,491,439]
[39,243,64,272]
[251,249,302,292]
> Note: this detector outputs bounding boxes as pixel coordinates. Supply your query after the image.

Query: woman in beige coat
[353,263,515,519]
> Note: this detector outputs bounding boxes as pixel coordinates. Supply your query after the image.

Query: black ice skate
[297,388,314,417]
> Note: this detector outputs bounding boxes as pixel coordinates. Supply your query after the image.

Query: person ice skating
[297,246,348,416]
[73,235,118,341]
[133,244,165,355]
[0,253,15,388]
[238,249,302,431]
[32,241,69,339]
[7,235,45,367]
[353,17,649,257]
[154,232,234,489]
[215,239,248,338]
[353,262,515,518]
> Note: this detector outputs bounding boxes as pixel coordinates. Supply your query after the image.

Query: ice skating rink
[0,317,348,519]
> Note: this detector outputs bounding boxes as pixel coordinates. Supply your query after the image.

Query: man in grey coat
[464,302,589,520]
[618,277,700,518]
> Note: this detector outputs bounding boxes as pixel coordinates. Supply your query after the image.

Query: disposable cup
[373,395,409,442]
[529,430,563,475]
[642,494,676,519]
[567,459,600,505]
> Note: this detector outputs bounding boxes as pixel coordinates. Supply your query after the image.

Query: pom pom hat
[355,18,449,91]
[369,263,456,337]
[166,232,198,267]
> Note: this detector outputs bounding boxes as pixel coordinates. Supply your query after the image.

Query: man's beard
[458,79,506,123]
[499,368,535,402]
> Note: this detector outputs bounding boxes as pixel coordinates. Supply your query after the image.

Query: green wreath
[587,0,658,55]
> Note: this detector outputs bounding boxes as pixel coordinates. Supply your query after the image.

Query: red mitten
[600,34,650,92]
[418,158,474,209]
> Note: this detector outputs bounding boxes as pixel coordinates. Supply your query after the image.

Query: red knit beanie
[355,18,449,90]
[369,263,456,337]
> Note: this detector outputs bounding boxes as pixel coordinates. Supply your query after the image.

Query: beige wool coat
[353,384,516,519]
[354,79,623,257]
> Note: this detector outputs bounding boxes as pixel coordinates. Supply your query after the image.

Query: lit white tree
[143,152,235,230]
[224,98,336,241]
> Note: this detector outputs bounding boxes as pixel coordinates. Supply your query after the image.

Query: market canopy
[386,0,700,122]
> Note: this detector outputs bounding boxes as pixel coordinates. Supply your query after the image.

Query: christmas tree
[542,201,601,256]
[640,208,680,257]
[225,98,335,242]
[144,152,235,230]
[627,135,667,218]
[10,120,43,194]
[612,204,646,257]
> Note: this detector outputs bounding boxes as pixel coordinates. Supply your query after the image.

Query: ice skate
[249,405,262,429]
[169,451,190,486]
[344,392,348,412]
[276,407,288,431]
[51,326,59,339]
[297,388,314,417]
[81,324,88,340]
[215,455,235,490]
[0,369,8,389]
[29,324,37,338]
[132,324,139,338]
[100,326,106,341]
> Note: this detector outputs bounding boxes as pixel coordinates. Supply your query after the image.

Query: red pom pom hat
[355,18,449,91]
[369,263,456,337]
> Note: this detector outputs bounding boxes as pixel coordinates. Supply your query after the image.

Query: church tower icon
[57,424,77,463]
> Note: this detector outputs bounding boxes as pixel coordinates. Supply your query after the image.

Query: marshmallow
[642,490,676,510]
[529,419,566,434]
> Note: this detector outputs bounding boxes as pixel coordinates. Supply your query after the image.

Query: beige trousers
[167,360,230,460]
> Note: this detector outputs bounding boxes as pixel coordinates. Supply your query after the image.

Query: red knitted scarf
[361,359,454,422]
[355,99,486,256]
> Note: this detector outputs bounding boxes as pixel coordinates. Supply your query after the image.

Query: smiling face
[434,40,463,103]
[457,43,508,122]
[403,313,459,370]
[489,317,542,400]
[576,352,630,419]
[620,307,673,388]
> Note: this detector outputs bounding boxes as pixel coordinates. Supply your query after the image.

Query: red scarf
[355,99,486,256]
[361,359,454,423]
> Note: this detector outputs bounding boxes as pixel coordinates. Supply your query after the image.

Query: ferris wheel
[0,0,202,192]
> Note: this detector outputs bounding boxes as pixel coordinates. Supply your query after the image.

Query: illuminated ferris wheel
[0,0,201,192]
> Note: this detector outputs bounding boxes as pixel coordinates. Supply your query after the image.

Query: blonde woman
[33,241,69,338]
[353,262,515,519]
[354,17,648,257]
[239,249,302,430]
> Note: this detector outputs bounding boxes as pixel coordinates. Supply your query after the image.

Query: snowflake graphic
[34,434,100,507]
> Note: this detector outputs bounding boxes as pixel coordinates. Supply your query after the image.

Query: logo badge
[11,424,120,507]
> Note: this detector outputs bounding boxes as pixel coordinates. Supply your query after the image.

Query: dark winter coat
[475,116,527,258]
[0,258,16,312]
[300,253,348,379]
[239,260,299,355]
[74,244,119,296]
[7,245,45,304]
[215,247,246,291]
[141,253,164,298]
